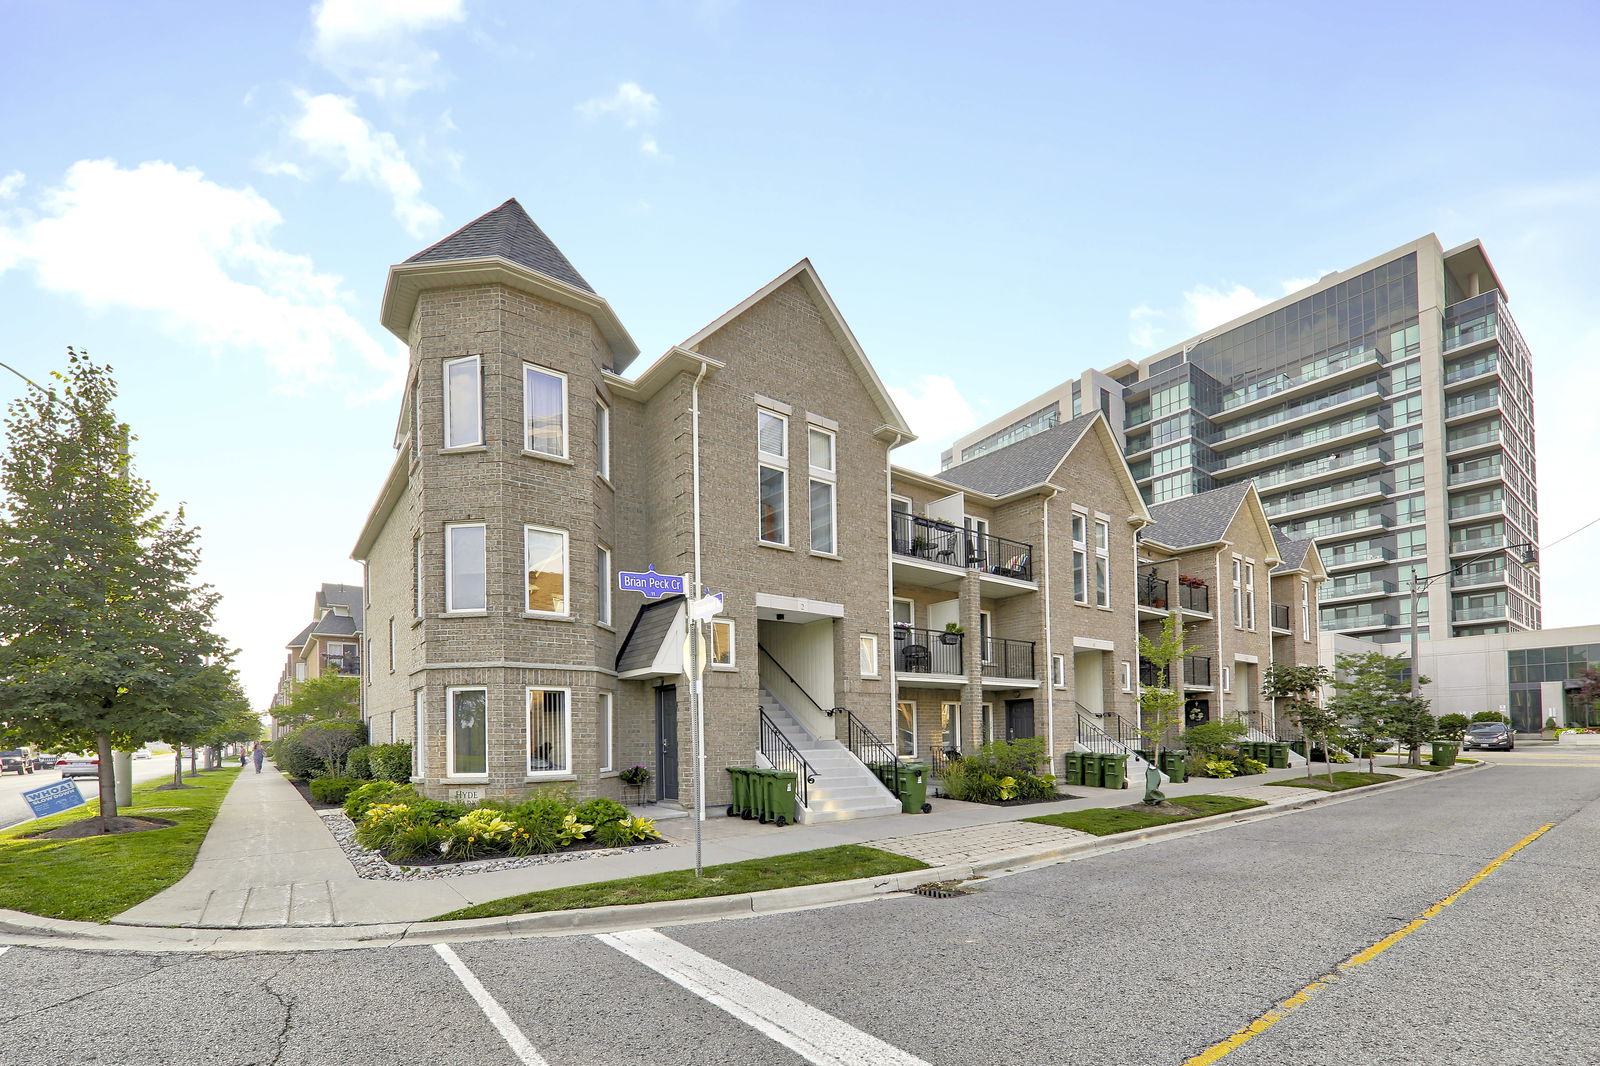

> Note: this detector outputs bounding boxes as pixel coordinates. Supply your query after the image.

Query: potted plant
[893,621,912,640]
[619,765,651,787]
[940,622,964,646]
[911,535,932,554]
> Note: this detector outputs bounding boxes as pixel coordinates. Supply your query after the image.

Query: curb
[0,760,1485,954]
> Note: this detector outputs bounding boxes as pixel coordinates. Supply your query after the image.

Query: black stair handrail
[1076,712,1126,755]
[825,705,903,792]
[1077,701,1137,749]
[757,644,832,720]
[759,709,816,808]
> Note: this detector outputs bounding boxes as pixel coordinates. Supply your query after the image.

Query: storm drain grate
[136,807,193,814]
[909,880,975,899]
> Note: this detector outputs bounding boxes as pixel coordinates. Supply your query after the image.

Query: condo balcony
[1445,426,1501,455]
[1448,497,1504,522]
[1445,391,1501,422]
[1216,379,1388,447]
[1447,458,1502,487]
[1443,352,1500,390]
[1319,611,1397,633]
[1137,573,1170,612]
[1453,603,1509,623]
[1324,545,1394,570]
[1250,444,1389,493]
[1217,346,1383,416]
[1263,477,1391,522]
[1450,567,1507,590]
[891,626,964,677]
[1320,578,1396,603]
[980,636,1037,681]
[1450,534,1505,555]
[1215,411,1387,476]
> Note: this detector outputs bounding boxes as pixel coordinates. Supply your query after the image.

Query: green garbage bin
[726,766,750,818]
[1101,754,1129,790]
[1268,742,1290,769]
[1063,751,1084,787]
[1159,749,1187,783]
[1079,752,1103,788]
[1430,742,1459,768]
[744,768,772,822]
[869,761,896,792]
[764,770,798,826]
[896,763,931,813]
[1134,748,1156,764]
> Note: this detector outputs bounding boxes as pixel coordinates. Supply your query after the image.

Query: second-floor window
[525,363,567,457]
[1232,558,1244,628]
[710,618,735,667]
[758,408,788,545]
[444,355,481,449]
[1301,579,1311,641]
[808,425,836,554]
[596,545,612,626]
[445,522,486,612]
[1094,519,1111,608]
[1245,561,1256,630]
[1072,512,1088,604]
[595,400,610,480]
[524,525,569,616]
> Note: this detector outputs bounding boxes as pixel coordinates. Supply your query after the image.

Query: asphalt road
[0,755,181,830]
[1,749,1596,1066]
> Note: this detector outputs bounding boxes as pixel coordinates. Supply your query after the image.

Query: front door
[655,685,679,801]
[1185,698,1211,727]
[1004,698,1035,741]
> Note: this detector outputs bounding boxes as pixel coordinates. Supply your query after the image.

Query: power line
[1542,513,1600,552]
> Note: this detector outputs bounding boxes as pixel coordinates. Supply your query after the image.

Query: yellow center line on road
[1180,822,1556,1066]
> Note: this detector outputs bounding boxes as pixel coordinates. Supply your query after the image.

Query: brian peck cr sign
[617,566,686,598]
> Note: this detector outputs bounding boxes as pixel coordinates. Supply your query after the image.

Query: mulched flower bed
[26,816,176,839]
[934,792,1081,807]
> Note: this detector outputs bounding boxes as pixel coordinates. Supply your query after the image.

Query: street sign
[687,591,724,621]
[617,566,686,599]
[22,779,85,820]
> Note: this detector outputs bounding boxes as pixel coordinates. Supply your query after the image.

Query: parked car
[132,750,152,759]
[0,750,34,776]
[1462,722,1515,751]
[34,752,59,769]
[58,754,100,779]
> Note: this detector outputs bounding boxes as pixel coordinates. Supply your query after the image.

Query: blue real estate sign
[22,779,86,820]
[617,566,686,599]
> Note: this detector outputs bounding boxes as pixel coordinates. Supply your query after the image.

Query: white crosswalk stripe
[433,943,550,1066]
[597,928,932,1066]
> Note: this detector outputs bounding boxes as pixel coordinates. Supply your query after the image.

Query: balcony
[1450,567,1506,589]
[1449,498,1504,522]
[1321,578,1396,603]
[889,513,1034,584]
[1137,573,1170,611]
[321,655,361,676]
[1179,580,1210,614]
[1218,347,1382,413]
[1182,655,1212,688]
[1453,603,1509,622]
[1448,460,1501,487]
[1251,444,1390,492]
[1445,392,1500,421]
[1264,478,1390,521]
[892,626,964,677]
[1443,317,1498,355]
[980,637,1037,680]
[1451,535,1505,555]
[1444,354,1499,388]
[1271,602,1291,632]
[1216,411,1387,475]
[1217,379,1388,447]
[1446,427,1501,454]
[1283,511,1393,541]
[1324,545,1394,569]
[1319,611,1397,632]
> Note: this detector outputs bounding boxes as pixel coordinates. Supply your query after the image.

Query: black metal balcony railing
[1137,572,1170,609]
[893,627,963,675]
[980,637,1036,680]
[1183,655,1212,687]
[889,513,1033,581]
[1271,603,1291,631]
[1139,659,1167,688]
[322,655,361,676]
[1179,581,1210,613]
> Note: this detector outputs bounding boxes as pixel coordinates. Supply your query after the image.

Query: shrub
[369,743,412,783]
[1240,757,1268,775]
[386,821,451,862]
[1435,713,1470,738]
[1203,758,1237,779]
[309,776,364,804]
[1545,717,1559,731]
[355,803,417,851]
[1471,710,1511,724]
[344,746,373,780]
[592,815,662,848]
[273,734,324,779]
[1181,720,1248,761]
[1329,749,1352,763]
[345,780,408,821]
[446,808,519,860]
[576,798,630,827]
[507,789,579,855]
[292,719,368,777]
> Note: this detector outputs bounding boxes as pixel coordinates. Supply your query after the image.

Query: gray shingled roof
[1271,530,1317,573]
[936,412,1101,496]
[405,198,594,294]
[285,622,315,650]
[317,583,365,634]
[616,597,684,674]
[1143,482,1254,549]
[309,614,359,638]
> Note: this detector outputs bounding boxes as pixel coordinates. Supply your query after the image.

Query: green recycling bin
[726,766,750,818]
[1135,748,1156,764]
[870,762,896,792]
[1101,754,1129,790]
[765,770,798,826]
[1159,749,1187,783]
[1079,752,1104,788]
[896,763,931,813]
[1268,742,1290,769]
[1430,742,1459,768]
[745,768,773,822]
[1063,751,1084,787]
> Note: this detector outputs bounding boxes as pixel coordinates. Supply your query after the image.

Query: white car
[58,754,99,779]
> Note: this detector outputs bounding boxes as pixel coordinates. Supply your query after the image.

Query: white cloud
[1182,283,1272,333]
[888,374,977,474]
[0,171,23,200]
[0,159,401,385]
[255,157,306,180]
[578,81,660,127]
[1128,303,1163,349]
[311,0,465,99]
[288,91,441,238]
[640,136,660,157]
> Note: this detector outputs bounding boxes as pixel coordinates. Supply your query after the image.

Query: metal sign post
[681,573,708,876]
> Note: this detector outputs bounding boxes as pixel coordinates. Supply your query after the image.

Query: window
[1232,558,1243,629]
[710,618,735,668]
[859,634,879,677]
[1050,654,1065,687]
[595,400,610,480]
[1396,494,1426,524]
[445,523,486,612]
[414,536,424,618]
[896,700,915,756]
[596,545,612,626]
[443,355,481,449]
[387,618,395,673]
[412,689,425,779]
[597,692,614,773]
[1222,666,1231,693]
[1094,519,1111,608]
[1244,562,1256,630]
[524,526,569,615]
[524,363,568,457]
[1072,512,1088,604]
[411,376,422,460]
[526,687,570,775]
[938,702,961,753]
[447,687,487,777]
[1396,527,1428,558]
[758,408,787,458]
[1121,660,1132,692]
[807,424,836,555]
[980,702,995,744]
[1300,580,1311,642]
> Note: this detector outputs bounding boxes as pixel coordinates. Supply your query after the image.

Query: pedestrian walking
[251,741,265,774]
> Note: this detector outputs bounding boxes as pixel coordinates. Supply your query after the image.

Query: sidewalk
[105,756,1461,931]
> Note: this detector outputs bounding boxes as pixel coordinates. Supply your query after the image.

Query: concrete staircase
[758,692,901,825]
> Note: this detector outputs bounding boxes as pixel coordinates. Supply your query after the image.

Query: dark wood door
[1004,698,1035,741]
[655,685,679,801]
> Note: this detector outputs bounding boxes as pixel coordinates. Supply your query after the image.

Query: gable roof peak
[403,198,594,294]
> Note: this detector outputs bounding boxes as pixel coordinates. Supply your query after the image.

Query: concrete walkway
[109,756,1450,930]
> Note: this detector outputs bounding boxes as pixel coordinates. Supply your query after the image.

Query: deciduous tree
[1263,662,1335,782]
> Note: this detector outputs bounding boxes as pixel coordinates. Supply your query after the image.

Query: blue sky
[2,0,1597,707]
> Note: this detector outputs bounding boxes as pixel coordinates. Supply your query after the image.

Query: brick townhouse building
[269,583,364,738]
[352,199,1326,822]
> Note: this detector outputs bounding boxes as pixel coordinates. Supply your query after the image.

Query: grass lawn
[1267,771,1399,792]
[0,766,241,922]
[430,844,929,922]
[1023,794,1266,837]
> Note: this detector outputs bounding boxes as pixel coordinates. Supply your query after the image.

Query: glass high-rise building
[944,235,1540,643]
